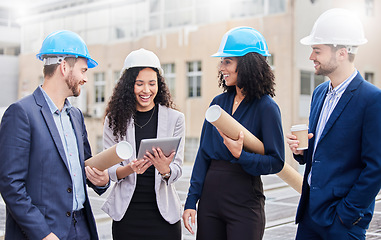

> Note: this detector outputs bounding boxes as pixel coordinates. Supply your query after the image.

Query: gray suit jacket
[102,104,185,223]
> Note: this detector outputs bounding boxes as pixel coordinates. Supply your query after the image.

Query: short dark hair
[218,52,276,101]
[42,57,81,78]
[329,44,356,63]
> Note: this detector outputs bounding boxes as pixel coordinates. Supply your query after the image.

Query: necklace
[134,106,156,129]
[234,96,243,105]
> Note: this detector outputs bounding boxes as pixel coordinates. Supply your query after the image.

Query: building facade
[16,0,379,168]
[0,3,21,117]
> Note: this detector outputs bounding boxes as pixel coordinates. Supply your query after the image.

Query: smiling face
[134,67,158,111]
[65,58,88,97]
[219,57,238,86]
[309,44,339,77]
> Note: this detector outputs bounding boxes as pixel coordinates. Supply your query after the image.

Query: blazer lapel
[68,110,85,168]
[310,83,329,134]
[154,105,167,192]
[157,105,168,138]
[34,88,70,170]
[318,75,361,143]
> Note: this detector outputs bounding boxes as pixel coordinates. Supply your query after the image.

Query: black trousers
[112,203,181,240]
[197,160,265,240]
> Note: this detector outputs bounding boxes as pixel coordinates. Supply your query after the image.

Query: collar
[327,69,357,96]
[39,86,72,114]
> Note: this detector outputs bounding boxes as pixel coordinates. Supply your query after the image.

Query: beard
[315,55,338,76]
[65,71,81,97]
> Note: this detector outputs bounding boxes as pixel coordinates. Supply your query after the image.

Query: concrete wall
[0,55,18,108]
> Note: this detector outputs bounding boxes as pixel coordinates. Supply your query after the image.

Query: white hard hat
[121,48,163,75]
[300,8,367,53]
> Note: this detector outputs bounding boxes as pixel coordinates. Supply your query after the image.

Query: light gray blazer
[101,105,185,224]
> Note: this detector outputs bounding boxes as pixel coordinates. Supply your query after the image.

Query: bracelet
[160,169,171,179]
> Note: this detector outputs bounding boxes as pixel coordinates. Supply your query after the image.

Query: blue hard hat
[36,30,98,68]
[212,26,270,57]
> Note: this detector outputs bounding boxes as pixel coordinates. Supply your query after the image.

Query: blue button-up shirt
[40,86,85,211]
[308,70,357,185]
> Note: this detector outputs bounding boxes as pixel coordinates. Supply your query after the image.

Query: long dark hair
[105,67,174,139]
[218,52,275,101]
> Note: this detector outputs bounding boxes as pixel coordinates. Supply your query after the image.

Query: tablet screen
[137,136,181,159]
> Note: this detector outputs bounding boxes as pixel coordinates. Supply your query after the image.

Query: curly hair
[105,67,175,139]
[218,52,275,101]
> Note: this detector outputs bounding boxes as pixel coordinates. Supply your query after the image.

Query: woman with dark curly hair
[101,48,185,240]
[183,27,285,240]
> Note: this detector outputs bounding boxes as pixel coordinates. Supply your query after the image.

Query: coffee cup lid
[291,124,308,131]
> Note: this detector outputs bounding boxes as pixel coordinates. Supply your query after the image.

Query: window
[187,61,202,98]
[266,0,286,14]
[94,72,105,103]
[162,63,176,97]
[149,0,194,30]
[110,2,148,41]
[39,76,44,86]
[365,72,374,84]
[231,0,263,18]
[299,70,325,117]
[69,88,88,115]
[96,135,103,154]
[149,0,162,31]
[365,0,374,16]
[230,0,286,18]
[267,54,275,70]
[114,70,121,85]
[300,70,324,95]
[115,27,125,39]
[184,137,200,162]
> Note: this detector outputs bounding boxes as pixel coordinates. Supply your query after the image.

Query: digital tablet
[137,136,181,159]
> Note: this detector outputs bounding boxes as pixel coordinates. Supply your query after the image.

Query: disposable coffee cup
[291,124,308,150]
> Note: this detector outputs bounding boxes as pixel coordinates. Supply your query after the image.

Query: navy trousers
[296,201,366,240]
[67,209,91,240]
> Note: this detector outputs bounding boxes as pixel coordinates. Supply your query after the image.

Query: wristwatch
[161,170,171,179]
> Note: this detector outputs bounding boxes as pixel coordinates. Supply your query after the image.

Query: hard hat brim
[211,48,271,57]
[36,53,98,68]
[211,52,241,57]
[300,35,368,46]
[300,36,316,45]
[87,58,98,68]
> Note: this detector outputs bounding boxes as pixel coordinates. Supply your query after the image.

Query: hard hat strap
[43,55,75,65]
[346,46,358,54]
[332,44,358,54]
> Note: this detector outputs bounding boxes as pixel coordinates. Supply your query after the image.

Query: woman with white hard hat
[183,27,285,239]
[101,48,185,240]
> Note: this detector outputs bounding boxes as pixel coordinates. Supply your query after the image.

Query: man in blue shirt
[287,8,381,239]
[0,30,109,240]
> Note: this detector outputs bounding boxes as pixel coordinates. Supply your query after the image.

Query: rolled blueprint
[205,105,264,154]
[85,141,133,171]
[205,105,303,194]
